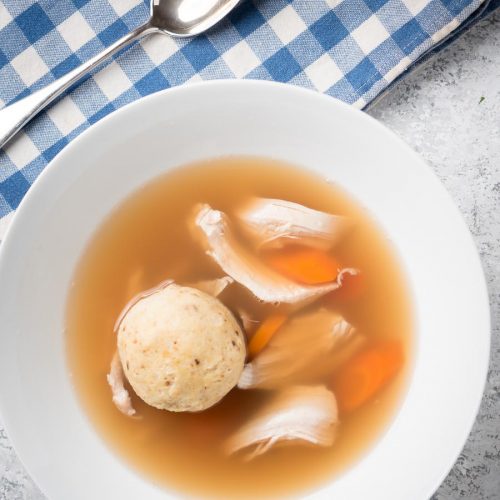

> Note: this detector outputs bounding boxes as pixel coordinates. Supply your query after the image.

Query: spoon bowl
[152,0,242,36]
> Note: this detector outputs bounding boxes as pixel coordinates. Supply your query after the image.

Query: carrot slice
[264,246,339,285]
[327,273,366,302]
[332,341,404,413]
[248,314,287,359]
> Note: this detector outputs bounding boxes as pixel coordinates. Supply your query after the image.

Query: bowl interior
[0,81,490,500]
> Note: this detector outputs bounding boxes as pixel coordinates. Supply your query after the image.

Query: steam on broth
[66,157,413,499]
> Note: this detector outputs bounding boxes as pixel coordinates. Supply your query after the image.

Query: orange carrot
[327,273,366,302]
[248,314,287,359]
[332,341,404,413]
[264,246,339,285]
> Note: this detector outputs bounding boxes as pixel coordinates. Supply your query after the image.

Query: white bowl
[0,81,490,500]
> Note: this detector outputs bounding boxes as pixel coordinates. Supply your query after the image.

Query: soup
[66,157,413,499]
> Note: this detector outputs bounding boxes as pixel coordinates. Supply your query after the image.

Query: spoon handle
[0,22,157,150]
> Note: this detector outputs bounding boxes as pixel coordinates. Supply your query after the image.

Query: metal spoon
[0,0,241,149]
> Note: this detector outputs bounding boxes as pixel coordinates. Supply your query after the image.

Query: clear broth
[66,157,413,499]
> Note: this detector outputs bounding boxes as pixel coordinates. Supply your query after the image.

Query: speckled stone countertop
[1,11,499,500]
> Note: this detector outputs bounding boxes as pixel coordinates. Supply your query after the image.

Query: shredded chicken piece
[189,276,233,297]
[224,385,338,460]
[237,197,349,250]
[328,334,367,372]
[193,204,358,305]
[106,351,136,417]
[238,309,356,389]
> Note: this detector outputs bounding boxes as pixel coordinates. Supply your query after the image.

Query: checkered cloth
[0,0,497,236]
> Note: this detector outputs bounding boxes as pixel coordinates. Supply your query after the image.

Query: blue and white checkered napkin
[0,0,497,235]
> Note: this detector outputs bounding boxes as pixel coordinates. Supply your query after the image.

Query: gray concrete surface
[1,10,499,500]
